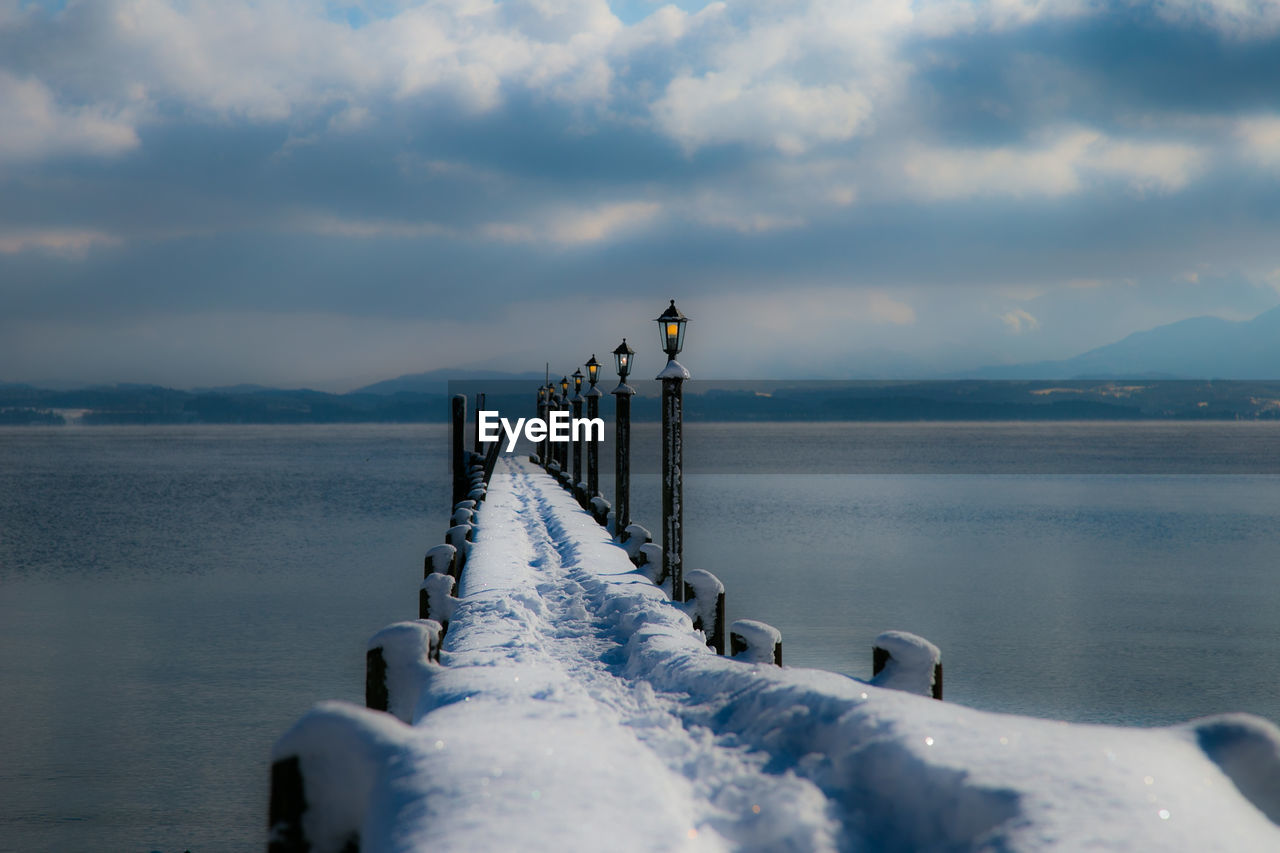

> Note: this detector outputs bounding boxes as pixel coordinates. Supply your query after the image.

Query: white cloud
[0,0,623,142]
[649,0,911,154]
[294,215,455,240]
[1264,268,1280,295]
[0,227,121,256]
[714,287,916,336]
[0,72,138,163]
[999,308,1041,334]
[488,200,661,246]
[900,128,1203,199]
[294,201,660,247]
[912,0,1097,37]
[1149,0,1280,38]
[654,75,873,154]
[545,200,661,245]
[1089,137,1203,193]
[1236,115,1280,167]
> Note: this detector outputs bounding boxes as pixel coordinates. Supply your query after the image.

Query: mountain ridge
[967,304,1280,379]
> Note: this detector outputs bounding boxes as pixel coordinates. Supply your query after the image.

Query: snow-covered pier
[269,456,1280,852]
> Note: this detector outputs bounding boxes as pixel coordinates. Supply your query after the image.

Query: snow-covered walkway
[273,457,1280,852]
[419,459,843,850]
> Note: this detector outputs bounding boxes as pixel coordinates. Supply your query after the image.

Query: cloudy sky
[2,0,1279,389]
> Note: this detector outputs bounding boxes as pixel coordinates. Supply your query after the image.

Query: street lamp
[656,300,690,601]
[613,338,635,380]
[611,339,636,540]
[656,299,688,358]
[586,354,601,387]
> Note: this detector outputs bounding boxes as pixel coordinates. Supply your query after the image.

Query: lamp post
[611,339,635,539]
[535,385,546,463]
[474,392,486,456]
[571,368,584,489]
[559,376,571,472]
[542,381,555,467]
[656,300,690,601]
[585,354,602,501]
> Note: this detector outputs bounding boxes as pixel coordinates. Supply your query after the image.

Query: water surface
[3,421,1279,851]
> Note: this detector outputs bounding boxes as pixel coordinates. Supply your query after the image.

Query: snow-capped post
[871,631,943,700]
[684,569,726,655]
[729,619,782,665]
[656,300,690,601]
[366,620,442,721]
[585,354,603,503]
[611,339,636,536]
[571,368,584,488]
[473,392,486,455]
[423,543,457,580]
[419,573,459,634]
[451,394,467,507]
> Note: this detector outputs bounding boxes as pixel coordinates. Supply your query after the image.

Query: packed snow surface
[275,458,1280,852]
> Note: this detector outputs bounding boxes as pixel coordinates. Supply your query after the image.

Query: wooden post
[660,367,684,599]
[612,382,633,539]
[483,434,500,482]
[267,756,307,853]
[586,387,601,498]
[729,619,782,666]
[683,569,726,655]
[541,393,552,467]
[451,394,466,506]
[366,647,389,711]
[872,632,943,700]
[571,393,583,487]
[558,393,569,472]
[473,392,485,455]
[424,543,458,580]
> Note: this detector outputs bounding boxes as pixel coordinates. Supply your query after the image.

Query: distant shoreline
[8,379,1280,424]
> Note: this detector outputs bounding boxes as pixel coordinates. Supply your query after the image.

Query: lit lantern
[655,300,688,358]
[560,376,570,397]
[585,355,600,387]
[613,339,635,380]
[572,368,584,395]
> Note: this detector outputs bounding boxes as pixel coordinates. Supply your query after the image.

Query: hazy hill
[353,369,546,395]
[971,305,1280,379]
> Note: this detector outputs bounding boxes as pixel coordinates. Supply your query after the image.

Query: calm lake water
[3,422,1280,851]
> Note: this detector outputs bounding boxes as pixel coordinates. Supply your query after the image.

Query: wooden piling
[612,383,633,537]
[451,395,466,506]
[366,647,389,712]
[729,619,782,666]
[267,756,308,853]
[660,373,683,601]
[585,388,601,498]
[683,569,726,655]
[872,635,943,700]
